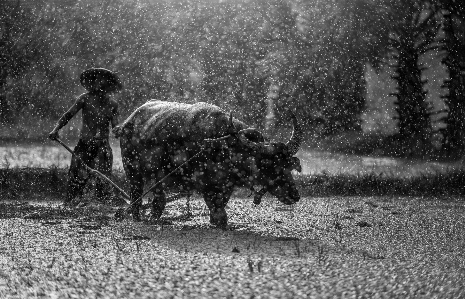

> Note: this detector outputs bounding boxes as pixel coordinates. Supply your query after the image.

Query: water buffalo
[113,100,303,227]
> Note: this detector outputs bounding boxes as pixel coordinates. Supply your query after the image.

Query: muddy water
[0,140,463,177]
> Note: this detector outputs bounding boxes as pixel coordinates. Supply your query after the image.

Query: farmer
[49,68,122,205]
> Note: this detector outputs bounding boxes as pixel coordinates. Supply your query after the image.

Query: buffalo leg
[120,137,145,222]
[150,187,167,221]
[128,175,144,222]
[204,190,228,228]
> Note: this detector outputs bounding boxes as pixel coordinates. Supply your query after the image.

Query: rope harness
[118,145,208,217]
[56,135,268,220]
[116,134,240,219]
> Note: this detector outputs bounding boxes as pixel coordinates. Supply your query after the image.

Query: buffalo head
[230,114,303,205]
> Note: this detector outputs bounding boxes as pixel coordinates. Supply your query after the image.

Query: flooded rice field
[0,140,463,177]
[0,140,124,170]
[298,150,465,177]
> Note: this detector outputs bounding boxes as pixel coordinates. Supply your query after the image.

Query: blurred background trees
[438,0,465,156]
[385,0,441,156]
[1,0,464,158]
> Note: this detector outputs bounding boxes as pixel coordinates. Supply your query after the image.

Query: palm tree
[438,0,465,156]
[386,0,441,156]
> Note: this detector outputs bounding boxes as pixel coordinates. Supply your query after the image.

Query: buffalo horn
[236,133,263,153]
[227,112,237,134]
[229,112,301,156]
[236,133,280,156]
[285,114,303,156]
[228,112,266,153]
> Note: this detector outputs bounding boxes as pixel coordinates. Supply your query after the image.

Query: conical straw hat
[80,68,122,93]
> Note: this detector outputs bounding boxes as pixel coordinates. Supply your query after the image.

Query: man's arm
[49,96,85,140]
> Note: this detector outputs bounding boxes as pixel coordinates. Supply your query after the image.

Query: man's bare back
[49,91,119,141]
[80,92,119,140]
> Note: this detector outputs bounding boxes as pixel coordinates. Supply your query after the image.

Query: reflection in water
[0,140,124,170]
[296,151,464,177]
[0,142,463,177]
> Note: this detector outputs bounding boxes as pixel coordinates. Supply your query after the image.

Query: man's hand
[112,125,123,138]
[49,130,59,141]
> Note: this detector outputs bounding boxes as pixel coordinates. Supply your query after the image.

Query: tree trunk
[391,40,432,156]
[440,11,465,157]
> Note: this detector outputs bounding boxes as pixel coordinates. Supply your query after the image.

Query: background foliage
[1,0,464,156]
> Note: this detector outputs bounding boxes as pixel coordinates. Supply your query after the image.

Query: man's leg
[95,140,114,202]
[65,140,96,204]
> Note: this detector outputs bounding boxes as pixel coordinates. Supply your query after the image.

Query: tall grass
[295,171,465,197]
[2,166,465,200]
[0,167,128,199]
[1,135,464,199]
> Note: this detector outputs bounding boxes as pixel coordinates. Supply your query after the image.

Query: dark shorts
[66,138,113,201]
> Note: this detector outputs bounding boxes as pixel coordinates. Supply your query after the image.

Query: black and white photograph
[0,0,464,297]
